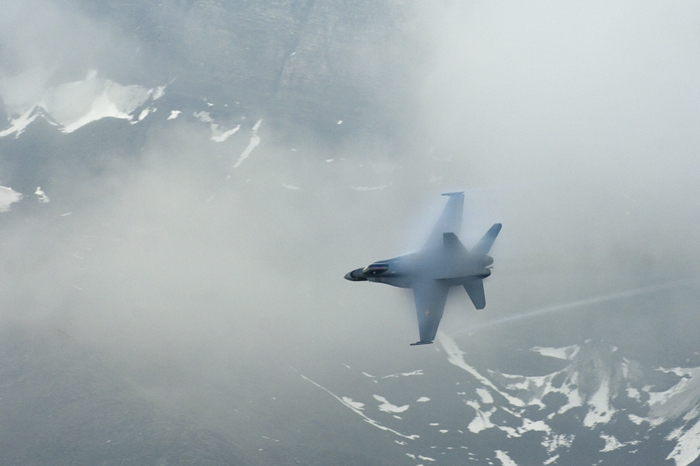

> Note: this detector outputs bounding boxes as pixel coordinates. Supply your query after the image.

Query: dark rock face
[0,324,400,466]
[0,325,252,466]
[75,0,415,135]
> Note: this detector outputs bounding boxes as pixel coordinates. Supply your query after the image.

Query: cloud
[0,0,140,115]
[2,3,700,460]
[0,0,697,375]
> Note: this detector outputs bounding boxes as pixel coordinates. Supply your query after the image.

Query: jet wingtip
[441,191,464,197]
[410,340,434,346]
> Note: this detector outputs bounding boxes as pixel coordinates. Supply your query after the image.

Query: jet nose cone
[345,268,368,281]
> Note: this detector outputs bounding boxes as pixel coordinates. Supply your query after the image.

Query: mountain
[0,324,251,466]
[71,0,417,143]
[2,1,700,466]
[308,332,700,465]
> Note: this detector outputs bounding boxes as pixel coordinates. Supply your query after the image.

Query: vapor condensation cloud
[410,1,700,264]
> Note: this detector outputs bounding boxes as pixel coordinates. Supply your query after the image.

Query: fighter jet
[344,192,501,346]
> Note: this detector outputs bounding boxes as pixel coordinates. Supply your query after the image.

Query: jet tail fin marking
[471,223,502,256]
[463,279,486,309]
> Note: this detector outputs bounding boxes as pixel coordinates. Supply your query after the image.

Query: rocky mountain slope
[71,0,417,140]
[0,325,252,466]
[313,332,700,465]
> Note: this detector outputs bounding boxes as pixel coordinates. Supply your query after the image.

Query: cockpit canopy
[362,262,389,276]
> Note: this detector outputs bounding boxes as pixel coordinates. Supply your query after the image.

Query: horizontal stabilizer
[463,279,486,310]
[471,223,502,256]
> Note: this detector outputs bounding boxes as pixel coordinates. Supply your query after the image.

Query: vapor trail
[450,278,699,337]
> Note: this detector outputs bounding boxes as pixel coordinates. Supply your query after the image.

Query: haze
[1,0,700,462]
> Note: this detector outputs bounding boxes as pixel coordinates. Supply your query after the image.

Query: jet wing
[410,280,449,345]
[463,279,486,310]
[423,192,464,249]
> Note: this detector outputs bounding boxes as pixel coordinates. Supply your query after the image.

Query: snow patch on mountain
[649,367,700,421]
[497,342,625,425]
[465,400,497,434]
[41,71,151,133]
[667,418,700,466]
[382,370,423,379]
[137,108,152,121]
[496,366,583,415]
[476,388,494,404]
[600,433,625,452]
[35,187,50,203]
[627,386,642,401]
[295,370,419,440]
[634,367,700,465]
[232,119,263,168]
[531,345,579,360]
[0,71,161,137]
[297,333,700,464]
[341,397,365,410]
[152,86,166,100]
[584,378,614,427]
[542,433,575,457]
[494,449,518,466]
[212,125,241,142]
[373,395,409,414]
[193,111,241,142]
[0,186,22,212]
[406,452,436,463]
[453,336,700,464]
[0,107,41,138]
[439,332,526,407]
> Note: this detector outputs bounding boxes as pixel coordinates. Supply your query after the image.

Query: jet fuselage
[344,248,493,288]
